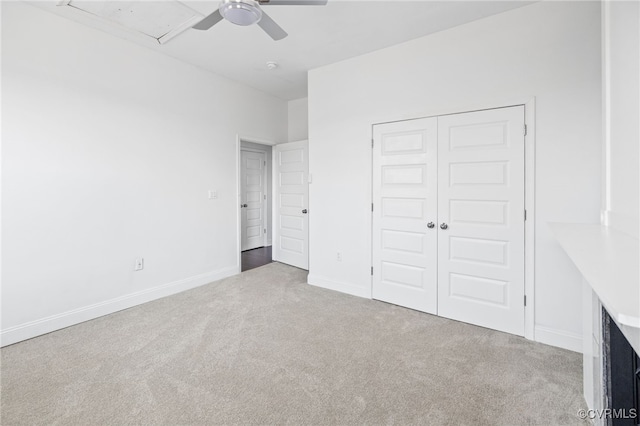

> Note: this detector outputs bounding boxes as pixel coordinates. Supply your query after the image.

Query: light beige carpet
[1,262,587,425]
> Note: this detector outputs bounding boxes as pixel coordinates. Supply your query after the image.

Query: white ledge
[549,223,640,329]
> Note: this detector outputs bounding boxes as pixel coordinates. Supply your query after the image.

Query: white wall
[287,97,309,142]
[1,2,287,346]
[602,0,639,238]
[307,1,601,352]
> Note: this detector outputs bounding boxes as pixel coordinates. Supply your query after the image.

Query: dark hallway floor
[241,246,272,272]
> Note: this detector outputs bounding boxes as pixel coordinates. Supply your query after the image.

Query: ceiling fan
[192,0,327,41]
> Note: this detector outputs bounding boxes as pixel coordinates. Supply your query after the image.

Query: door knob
[302,209,308,214]
[242,204,248,208]
[440,223,448,230]
[427,222,435,229]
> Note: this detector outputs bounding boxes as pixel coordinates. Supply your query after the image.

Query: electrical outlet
[336,252,342,262]
[134,257,144,271]
[208,190,218,199]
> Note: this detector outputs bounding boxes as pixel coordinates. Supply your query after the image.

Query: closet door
[436,106,525,336]
[372,118,438,314]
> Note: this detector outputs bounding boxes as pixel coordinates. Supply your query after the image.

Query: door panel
[437,106,525,336]
[273,140,309,270]
[372,118,438,314]
[241,150,266,251]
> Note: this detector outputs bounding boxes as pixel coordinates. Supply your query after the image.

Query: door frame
[236,135,277,271]
[370,97,536,341]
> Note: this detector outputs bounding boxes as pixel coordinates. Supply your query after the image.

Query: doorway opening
[240,140,273,272]
[236,137,310,273]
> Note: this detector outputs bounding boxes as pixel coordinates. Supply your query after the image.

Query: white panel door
[273,140,309,270]
[437,106,525,336]
[241,150,266,251]
[372,118,438,314]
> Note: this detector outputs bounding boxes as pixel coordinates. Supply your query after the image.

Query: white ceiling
[31,1,534,100]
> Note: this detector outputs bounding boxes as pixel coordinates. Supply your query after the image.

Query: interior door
[437,106,525,336]
[241,149,266,251]
[273,140,309,270]
[372,118,438,314]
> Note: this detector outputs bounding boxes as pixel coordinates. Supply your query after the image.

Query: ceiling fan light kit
[193,0,328,41]
[219,0,262,26]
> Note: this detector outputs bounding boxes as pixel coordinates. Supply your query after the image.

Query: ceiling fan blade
[257,11,288,41]
[192,9,223,30]
[259,0,328,4]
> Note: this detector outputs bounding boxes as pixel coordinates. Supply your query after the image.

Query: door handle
[302,209,308,214]
[427,222,435,229]
[241,204,248,208]
[440,223,448,230]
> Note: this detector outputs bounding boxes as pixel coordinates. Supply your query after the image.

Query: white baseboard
[307,274,371,299]
[0,265,240,347]
[535,325,582,353]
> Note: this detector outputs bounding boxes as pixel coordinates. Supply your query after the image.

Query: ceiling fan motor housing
[194,0,326,40]
[219,0,263,26]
